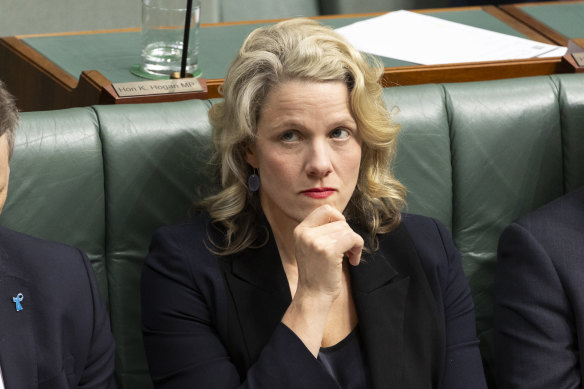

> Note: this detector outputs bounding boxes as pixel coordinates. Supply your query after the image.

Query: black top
[318,326,372,389]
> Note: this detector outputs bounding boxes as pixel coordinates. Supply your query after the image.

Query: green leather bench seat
[1,73,583,388]
[96,100,216,388]
[2,108,108,298]
[560,76,584,189]
[388,83,453,230]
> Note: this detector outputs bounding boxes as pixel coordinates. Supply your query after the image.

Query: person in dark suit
[495,186,584,388]
[141,18,487,389]
[0,80,116,389]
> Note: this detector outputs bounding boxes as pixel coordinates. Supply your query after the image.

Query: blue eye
[330,128,350,139]
[281,131,299,142]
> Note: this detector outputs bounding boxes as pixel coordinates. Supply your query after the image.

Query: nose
[305,139,332,178]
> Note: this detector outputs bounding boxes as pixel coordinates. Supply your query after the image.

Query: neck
[259,190,299,267]
[261,204,301,296]
[266,213,297,267]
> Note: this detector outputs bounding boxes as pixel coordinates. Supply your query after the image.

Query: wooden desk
[0,7,561,112]
[501,0,584,46]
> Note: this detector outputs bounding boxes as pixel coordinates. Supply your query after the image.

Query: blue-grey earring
[248,169,260,192]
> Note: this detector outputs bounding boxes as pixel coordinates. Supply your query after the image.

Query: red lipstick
[301,187,336,199]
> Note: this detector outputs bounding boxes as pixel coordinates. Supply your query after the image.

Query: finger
[300,205,345,229]
[315,222,363,265]
[345,243,363,266]
[344,233,364,266]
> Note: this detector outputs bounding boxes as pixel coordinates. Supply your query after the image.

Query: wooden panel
[203,57,563,99]
[559,38,584,73]
[381,57,562,86]
[0,37,78,111]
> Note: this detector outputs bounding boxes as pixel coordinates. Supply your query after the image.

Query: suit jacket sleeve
[141,225,339,389]
[494,222,579,389]
[408,217,487,389]
[438,221,486,389]
[76,248,118,389]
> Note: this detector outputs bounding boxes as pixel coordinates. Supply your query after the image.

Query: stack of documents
[335,10,567,65]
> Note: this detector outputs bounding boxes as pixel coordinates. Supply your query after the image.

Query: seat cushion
[0,107,107,297]
[553,74,584,192]
[386,83,453,231]
[95,99,215,389]
[445,75,564,381]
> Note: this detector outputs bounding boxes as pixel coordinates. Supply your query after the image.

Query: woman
[141,18,487,389]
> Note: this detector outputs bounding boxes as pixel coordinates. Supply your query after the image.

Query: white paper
[335,10,567,65]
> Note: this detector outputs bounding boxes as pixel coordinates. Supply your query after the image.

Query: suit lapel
[350,222,443,389]
[223,232,292,367]
[223,219,417,387]
[0,270,37,389]
[350,231,410,389]
[222,219,442,387]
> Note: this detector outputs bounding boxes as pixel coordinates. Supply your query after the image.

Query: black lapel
[350,222,443,389]
[221,218,442,387]
[222,231,292,369]
[350,230,409,389]
[0,271,37,389]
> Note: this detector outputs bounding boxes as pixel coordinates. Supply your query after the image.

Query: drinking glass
[140,0,201,77]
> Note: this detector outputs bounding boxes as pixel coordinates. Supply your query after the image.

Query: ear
[244,144,259,169]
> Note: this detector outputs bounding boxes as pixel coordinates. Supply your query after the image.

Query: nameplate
[112,79,204,97]
[573,52,584,67]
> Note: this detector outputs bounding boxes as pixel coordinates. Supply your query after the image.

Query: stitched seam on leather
[90,105,112,314]
[441,83,455,237]
[552,75,567,194]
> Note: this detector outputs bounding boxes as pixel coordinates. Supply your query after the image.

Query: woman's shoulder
[388,214,471,324]
[399,213,450,236]
[393,213,459,275]
[147,212,228,271]
[153,212,212,238]
[399,213,453,252]
[153,212,229,246]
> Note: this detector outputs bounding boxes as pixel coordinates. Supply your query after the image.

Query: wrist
[281,292,333,357]
[293,287,337,309]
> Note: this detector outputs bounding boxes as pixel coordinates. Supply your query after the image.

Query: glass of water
[140,0,201,78]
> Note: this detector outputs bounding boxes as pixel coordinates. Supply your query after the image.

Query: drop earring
[248,169,260,192]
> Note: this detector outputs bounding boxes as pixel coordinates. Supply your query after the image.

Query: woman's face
[246,80,362,229]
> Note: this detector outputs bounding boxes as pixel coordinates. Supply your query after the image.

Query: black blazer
[495,186,584,388]
[142,213,487,389]
[0,227,116,389]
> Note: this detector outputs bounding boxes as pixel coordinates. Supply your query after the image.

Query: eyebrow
[270,115,357,131]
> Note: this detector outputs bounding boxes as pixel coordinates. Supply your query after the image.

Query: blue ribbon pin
[12,293,23,312]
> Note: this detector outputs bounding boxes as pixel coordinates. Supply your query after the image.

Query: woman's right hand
[282,205,363,356]
[293,205,363,302]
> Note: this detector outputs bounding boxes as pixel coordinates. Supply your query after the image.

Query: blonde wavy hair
[202,18,406,254]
